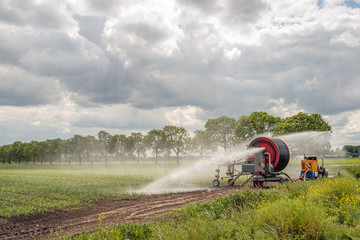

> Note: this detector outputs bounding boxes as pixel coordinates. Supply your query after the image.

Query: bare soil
[0,186,253,240]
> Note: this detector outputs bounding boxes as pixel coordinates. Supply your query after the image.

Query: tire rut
[0,186,247,240]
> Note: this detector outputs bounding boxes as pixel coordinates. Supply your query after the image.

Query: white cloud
[330,30,360,47]
[267,98,305,118]
[224,47,241,60]
[1,0,360,149]
[31,121,41,126]
[325,110,360,148]
[165,106,204,127]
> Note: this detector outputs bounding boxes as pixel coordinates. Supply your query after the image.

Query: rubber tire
[213,179,220,187]
[228,179,235,186]
[253,180,264,188]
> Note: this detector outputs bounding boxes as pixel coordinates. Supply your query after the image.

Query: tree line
[342,145,360,158]
[0,112,332,164]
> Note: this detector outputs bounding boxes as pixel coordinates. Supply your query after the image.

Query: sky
[0,0,360,149]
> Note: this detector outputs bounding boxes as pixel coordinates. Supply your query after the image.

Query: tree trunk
[155,148,158,164]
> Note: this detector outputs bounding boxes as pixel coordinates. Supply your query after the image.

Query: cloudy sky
[1,0,360,149]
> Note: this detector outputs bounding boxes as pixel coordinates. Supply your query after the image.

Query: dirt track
[0,186,248,239]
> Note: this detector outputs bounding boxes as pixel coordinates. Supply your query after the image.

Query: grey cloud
[123,23,169,44]
[85,0,120,13]
[75,15,106,46]
[176,0,219,13]
[1,0,360,120]
[223,0,267,24]
[0,0,74,30]
[0,65,60,106]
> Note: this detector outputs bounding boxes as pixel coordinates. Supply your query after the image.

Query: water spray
[137,147,264,194]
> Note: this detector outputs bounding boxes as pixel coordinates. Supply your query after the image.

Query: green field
[0,158,359,219]
[0,162,181,218]
[62,165,360,240]
[1,158,360,239]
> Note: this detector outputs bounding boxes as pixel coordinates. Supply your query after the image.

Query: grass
[55,158,360,240]
[0,162,178,218]
[63,177,360,240]
[1,158,359,218]
[2,158,360,239]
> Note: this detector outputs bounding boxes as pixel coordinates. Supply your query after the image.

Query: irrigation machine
[213,137,328,188]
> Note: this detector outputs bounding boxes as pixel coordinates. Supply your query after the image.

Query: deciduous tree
[273,112,332,134]
[234,112,281,141]
[205,116,236,152]
[144,129,164,164]
[162,125,189,163]
[193,130,215,158]
[98,130,112,164]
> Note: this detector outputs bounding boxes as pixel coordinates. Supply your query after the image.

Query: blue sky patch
[343,0,360,8]
[317,0,325,9]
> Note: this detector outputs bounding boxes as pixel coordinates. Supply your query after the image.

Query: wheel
[213,179,220,187]
[280,177,289,183]
[228,179,235,186]
[253,180,264,188]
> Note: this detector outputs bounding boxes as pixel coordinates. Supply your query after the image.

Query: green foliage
[127,132,145,162]
[234,112,281,141]
[62,222,152,240]
[205,116,236,152]
[70,177,359,240]
[162,125,188,163]
[150,178,360,240]
[0,111,334,164]
[254,198,330,239]
[192,130,216,157]
[144,129,164,163]
[342,145,360,157]
[273,112,332,135]
[234,112,331,142]
[344,165,360,178]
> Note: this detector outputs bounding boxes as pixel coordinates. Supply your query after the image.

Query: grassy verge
[343,164,360,179]
[64,176,360,240]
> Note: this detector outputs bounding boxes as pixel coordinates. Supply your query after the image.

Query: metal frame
[213,150,291,188]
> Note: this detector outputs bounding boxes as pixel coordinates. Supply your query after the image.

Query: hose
[291,168,310,182]
[280,172,293,182]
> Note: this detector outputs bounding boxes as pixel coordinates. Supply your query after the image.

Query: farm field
[0,158,358,217]
[0,158,359,239]
[0,161,184,218]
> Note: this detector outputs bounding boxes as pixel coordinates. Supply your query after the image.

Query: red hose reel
[248,137,290,172]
